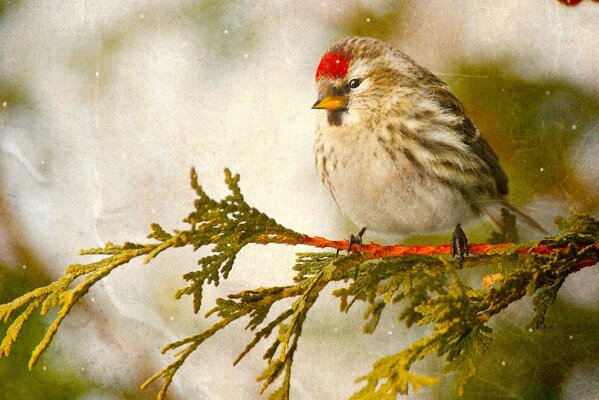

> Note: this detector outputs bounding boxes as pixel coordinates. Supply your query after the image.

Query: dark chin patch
[327,109,346,126]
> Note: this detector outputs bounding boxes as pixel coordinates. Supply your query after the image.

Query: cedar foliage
[1,169,598,399]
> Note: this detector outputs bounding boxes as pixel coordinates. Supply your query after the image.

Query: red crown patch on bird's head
[315,50,351,80]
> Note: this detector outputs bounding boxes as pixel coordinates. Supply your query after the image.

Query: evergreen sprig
[0,168,598,399]
[174,168,303,313]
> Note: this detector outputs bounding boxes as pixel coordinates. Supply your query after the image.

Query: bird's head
[312,37,417,127]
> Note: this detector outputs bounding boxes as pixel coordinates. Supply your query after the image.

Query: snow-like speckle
[0,2,596,399]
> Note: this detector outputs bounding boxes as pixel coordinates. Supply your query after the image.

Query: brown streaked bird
[312,36,545,257]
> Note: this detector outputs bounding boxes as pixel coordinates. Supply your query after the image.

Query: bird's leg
[350,227,367,280]
[348,226,367,253]
[336,227,367,257]
[451,223,469,261]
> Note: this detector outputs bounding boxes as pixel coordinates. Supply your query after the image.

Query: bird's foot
[336,227,367,257]
[334,227,367,281]
[451,223,469,261]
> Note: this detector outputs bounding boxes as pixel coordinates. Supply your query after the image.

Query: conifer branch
[0,168,597,399]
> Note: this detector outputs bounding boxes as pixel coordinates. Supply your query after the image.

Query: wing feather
[425,80,509,197]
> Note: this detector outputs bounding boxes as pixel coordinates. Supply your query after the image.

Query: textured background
[1,1,598,399]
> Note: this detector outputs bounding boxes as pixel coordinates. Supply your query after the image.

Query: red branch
[299,235,599,268]
[301,235,513,257]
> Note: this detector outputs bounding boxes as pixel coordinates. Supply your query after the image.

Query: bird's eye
[348,79,361,89]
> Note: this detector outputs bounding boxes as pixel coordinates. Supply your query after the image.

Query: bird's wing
[425,80,509,197]
[420,80,548,233]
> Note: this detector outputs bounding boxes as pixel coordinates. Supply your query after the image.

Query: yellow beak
[312,95,348,111]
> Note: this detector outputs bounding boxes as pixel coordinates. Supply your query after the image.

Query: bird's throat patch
[316,51,351,80]
[327,109,344,126]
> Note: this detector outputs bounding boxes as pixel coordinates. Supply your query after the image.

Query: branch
[299,234,599,261]
[0,168,597,400]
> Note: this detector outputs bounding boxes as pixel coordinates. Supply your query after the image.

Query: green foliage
[0,267,88,400]
[438,298,599,400]
[525,276,565,332]
[352,334,441,398]
[0,266,152,400]
[0,169,597,399]
[554,212,599,244]
[175,168,304,313]
[0,242,153,369]
[0,168,301,394]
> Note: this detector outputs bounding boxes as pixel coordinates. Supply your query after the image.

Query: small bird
[312,36,545,257]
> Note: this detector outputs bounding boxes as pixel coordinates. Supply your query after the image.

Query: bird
[311,36,545,258]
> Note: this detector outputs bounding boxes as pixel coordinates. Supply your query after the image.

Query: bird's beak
[312,95,348,111]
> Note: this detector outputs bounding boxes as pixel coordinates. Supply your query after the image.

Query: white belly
[316,126,477,235]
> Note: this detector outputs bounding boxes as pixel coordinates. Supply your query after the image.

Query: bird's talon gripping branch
[348,227,367,280]
[336,226,368,257]
[348,226,367,253]
[451,223,469,260]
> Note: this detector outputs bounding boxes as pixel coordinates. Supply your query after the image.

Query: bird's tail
[484,200,548,235]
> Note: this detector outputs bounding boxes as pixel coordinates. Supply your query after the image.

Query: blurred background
[1,1,598,399]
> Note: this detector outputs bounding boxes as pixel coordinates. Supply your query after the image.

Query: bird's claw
[451,223,469,261]
[348,226,367,254]
[336,227,367,257]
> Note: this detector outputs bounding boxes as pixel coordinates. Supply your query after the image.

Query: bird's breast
[315,121,477,235]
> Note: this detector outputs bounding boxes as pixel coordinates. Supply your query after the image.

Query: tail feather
[485,200,548,235]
